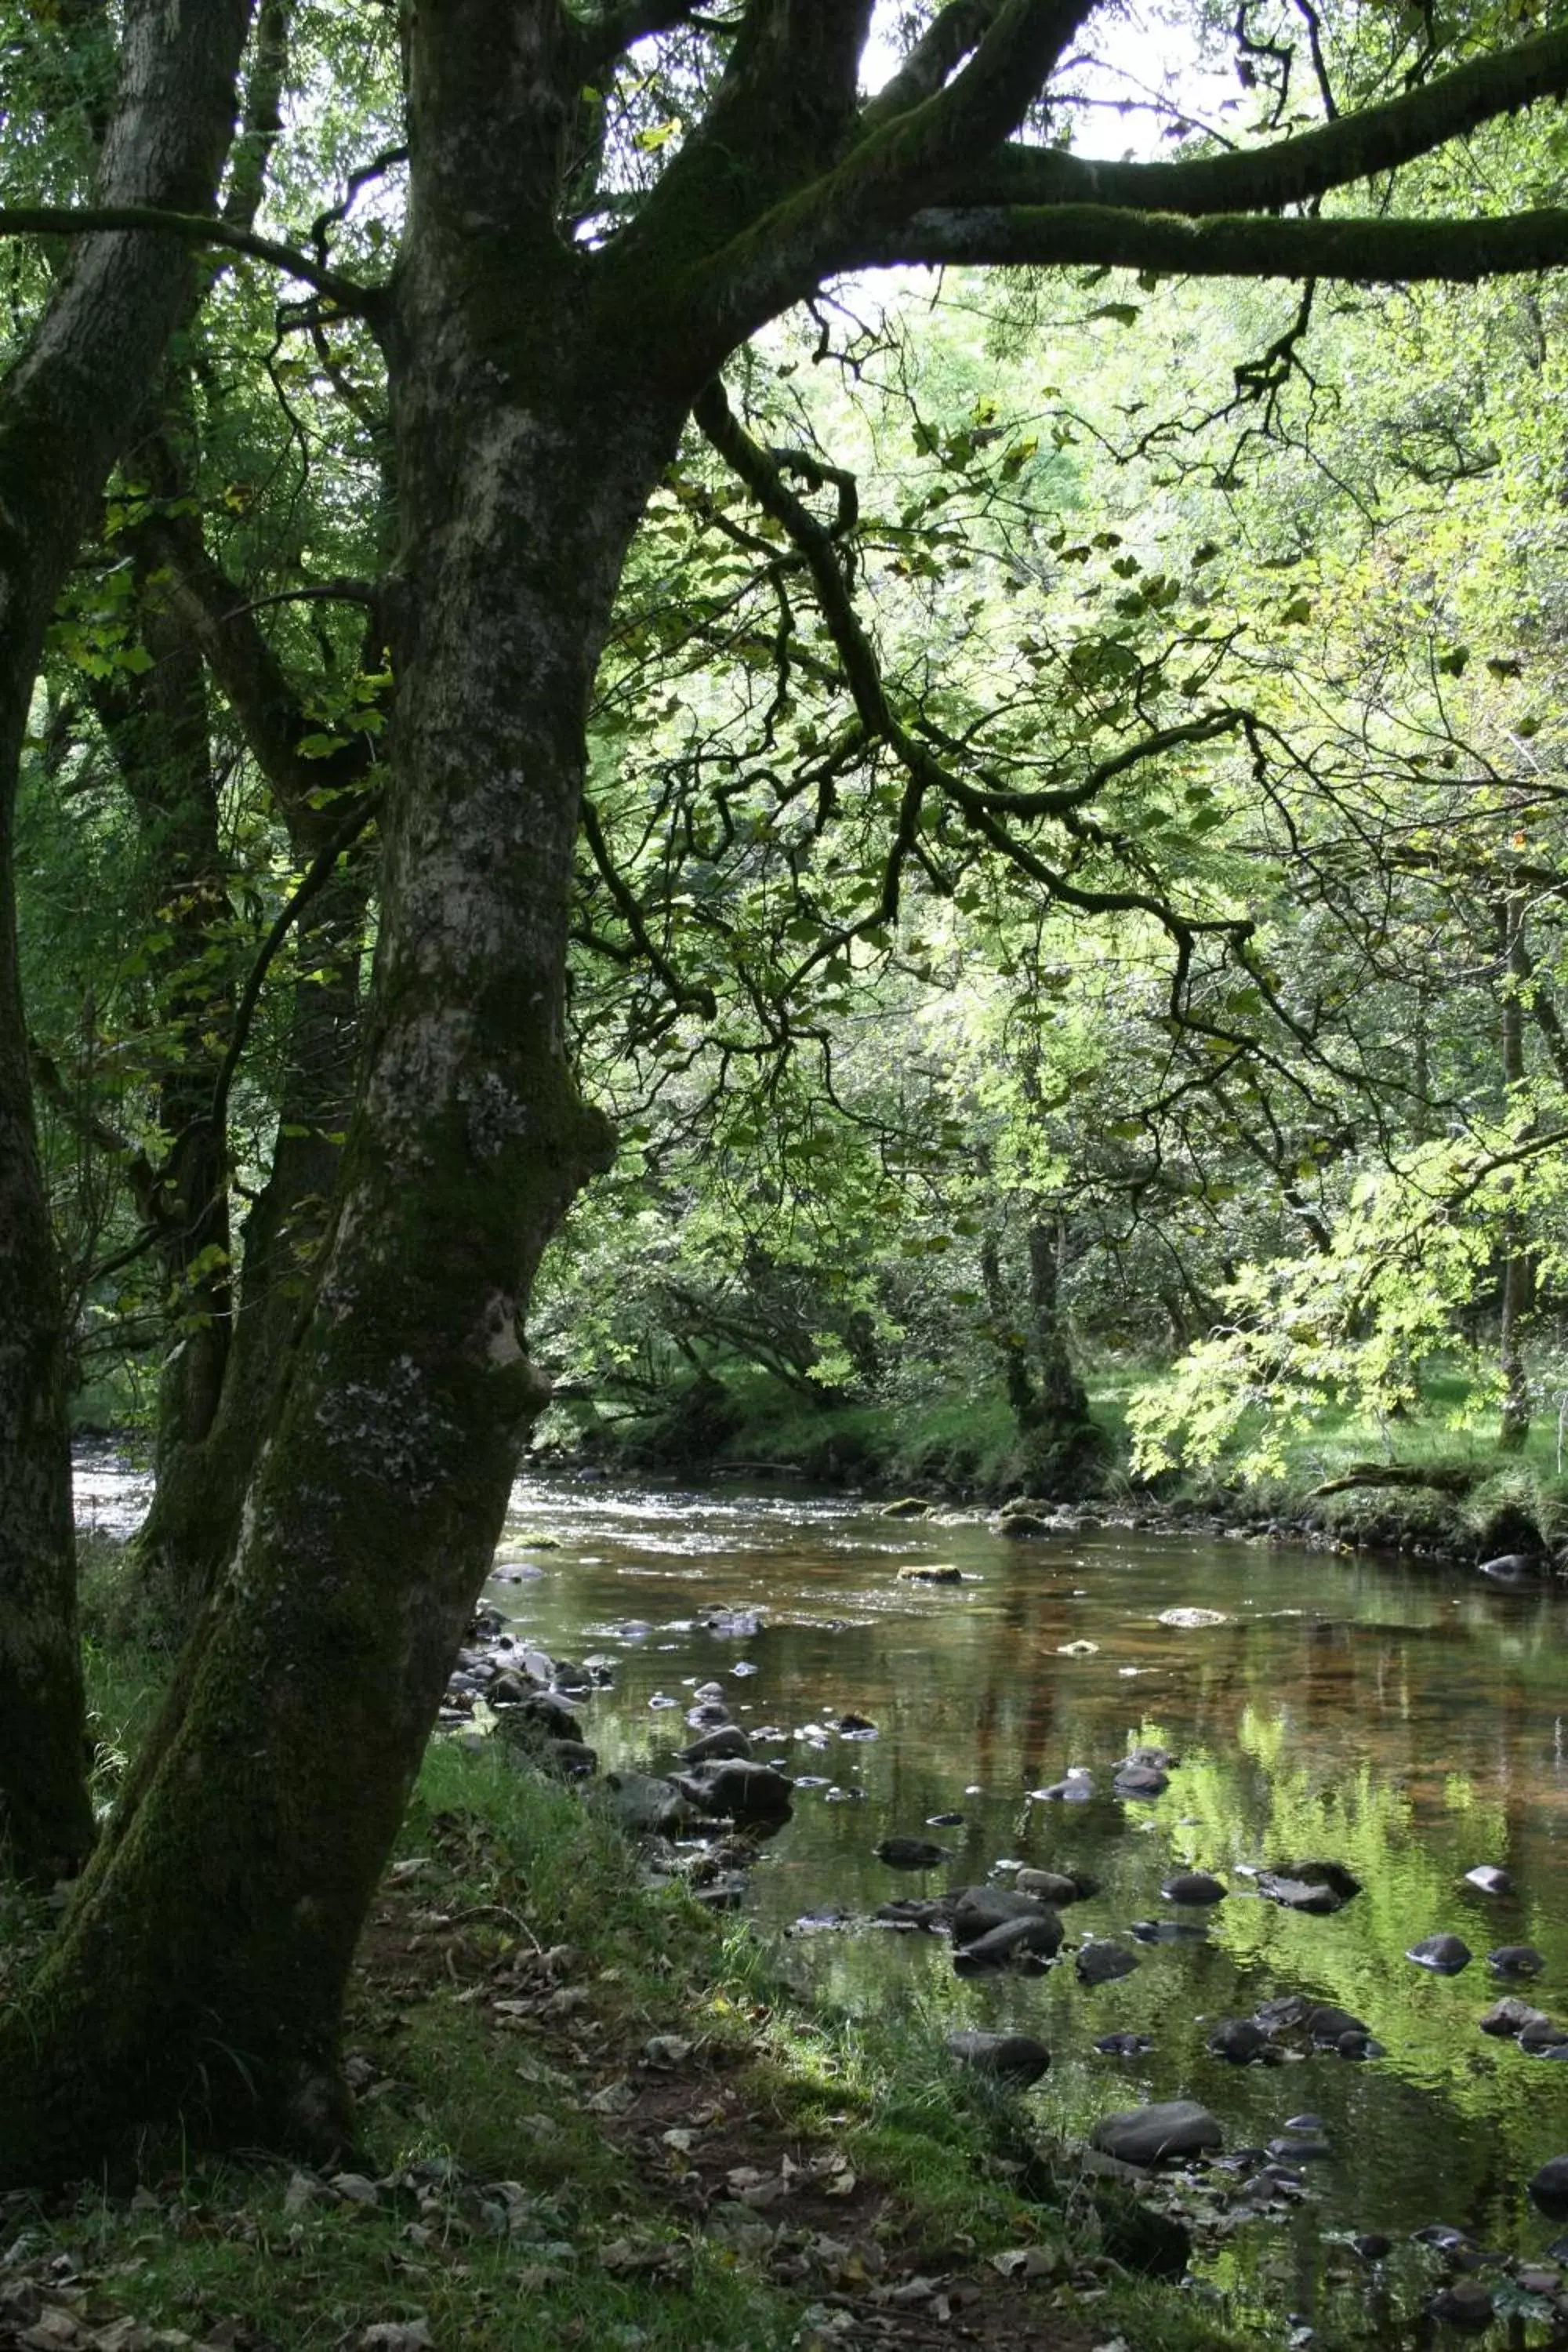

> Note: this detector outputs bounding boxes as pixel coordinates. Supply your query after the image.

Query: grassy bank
[539,1359,1568,1567]
[0,1610,1250,2352]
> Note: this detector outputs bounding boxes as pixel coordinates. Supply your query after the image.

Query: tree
[8,0,1568,2176]
[0,0,256,1877]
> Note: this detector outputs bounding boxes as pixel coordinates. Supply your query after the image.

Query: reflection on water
[491,1475,1568,2343]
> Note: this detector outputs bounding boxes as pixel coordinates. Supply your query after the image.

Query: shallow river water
[71,1452,1568,2343]
[482,1474,1568,2347]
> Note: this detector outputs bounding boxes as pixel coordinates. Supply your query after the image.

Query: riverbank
[4,1621,1244,2352]
[535,1367,1568,1577]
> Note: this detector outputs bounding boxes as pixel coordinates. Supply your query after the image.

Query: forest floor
[0,1737,1240,2352]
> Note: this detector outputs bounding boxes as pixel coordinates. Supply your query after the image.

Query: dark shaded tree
[6,0,1568,2172]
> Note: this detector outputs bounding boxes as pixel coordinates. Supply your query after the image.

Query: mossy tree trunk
[0,0,255,1876]
[0,165,688,2178]
[4,0,1564,2177]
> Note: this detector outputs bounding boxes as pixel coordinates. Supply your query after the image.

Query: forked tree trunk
[0,223,685,2169]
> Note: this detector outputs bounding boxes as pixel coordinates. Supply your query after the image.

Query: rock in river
[1031,1768,1095,1802]
[681,1725,753,1765]
[950,1886,1053,1943]
[1076,1940,1140,1987]
[1479,1997,1549,2038]
[875,1836,951,1870]
[670,1761,793,1824]
[1531,2158,1568,2216]
[1113,1762,1169,1798]
[1207,2019,1270,2064]
[1487,1944,1544,1977]
[1463,1863,1515,1898]
[1017,1867,1098,1905]
[1162,1871,1226,1906]
[953,1914,1063,1974]
[1406,1933,1472,1975]
[1093,2101,1223,2167]
[1256,1859,1362,1915]
[946,2030,1050,2085]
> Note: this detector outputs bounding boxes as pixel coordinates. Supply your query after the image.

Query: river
[74,1454,1568,2342]
[484,1473,1568,2344]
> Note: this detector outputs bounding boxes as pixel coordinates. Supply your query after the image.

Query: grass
[0,1702,1256,2352]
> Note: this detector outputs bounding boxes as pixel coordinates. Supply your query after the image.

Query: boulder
[1076,1940,1140,1987]
[681,1725,753,1765]
[896,1563,964,1584]
[1017,1867,1097,1905]
[670,1761,793,1823]
[1530,2158,1568,2216]
[1207,2019,1270,2064]
[600,1771,693,1835]
[1463,1864,1515,1897]
[1162,1871,1226,1906]
[1257,1859,1360,1914]
[1094,2032,1153,2057]
[882,1497,935,1519]
[953,1913,1063,1973]
[1129,1918,1208,1944]
[1092,2100,1223,2168]
[875,1835,951,1870]
[1112,1762,1169,1798]
[1031,1769,1095,1802]
[945,2030,1050,2085]
[1478,1997,1548,2038]
[1478,1552,1544,1585]
[1304,2005,1371,2046]
[1486,1944,1544,1977]
[1406,1933,1472,1975]
[950,1886,1052,1943]
[1519,2017,1568,2054]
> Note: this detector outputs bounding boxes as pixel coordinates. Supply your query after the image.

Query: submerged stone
[1531,2158,1568,2216]
[953,1913,1063,1973]
[1017,1867,1097,1905]
[1406,1933,1472,1975]
[874,1835,949,1869]
[1076,1940,1140,1987]
[945,2030,1050,2085]
[1478,1997,1548,2038]
[1463,1863,1515,1897]
[1207,2019,1269,2064]
[1162,1871,1225,1906]
[1092,2100,1223,2167]
[1113,1762,1169,1798]
[1487,1944,1544,1977]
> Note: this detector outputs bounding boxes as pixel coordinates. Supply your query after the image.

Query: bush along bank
[533,1370,1568,1578]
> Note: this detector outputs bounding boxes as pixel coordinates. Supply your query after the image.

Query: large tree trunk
[0,197,685,2167]
[0,0,254,1876]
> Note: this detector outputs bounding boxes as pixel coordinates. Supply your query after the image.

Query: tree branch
[855,201,1568,282]
[953,25,1568,217]
[0,207,378,313]
[860,1,1003,132]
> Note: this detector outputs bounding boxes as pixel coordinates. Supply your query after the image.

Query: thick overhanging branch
[953,26,1568,217]
[0,206,378,313]
[857,201,1568,281]
[859,0,1004,132]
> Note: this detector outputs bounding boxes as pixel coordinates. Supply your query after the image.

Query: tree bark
[0,0,254,1876]
[0,197,685,2167]
[1498,893,1532,1452]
